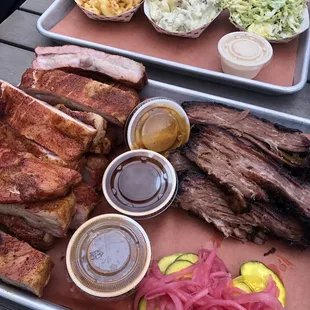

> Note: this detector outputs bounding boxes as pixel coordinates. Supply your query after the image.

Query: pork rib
[1,80,96,161]
[0,193,76,238]
[20,69,140,126]
[183,102,310,169]
[56,104,108,155]
[0,231,53,297]
[0,148,81,204]
[33,45,148,90]
[0,215,54,251]
[184,126,310,220]
[82,154,109,191]
[0,121,81,169]
[70,183,100,230]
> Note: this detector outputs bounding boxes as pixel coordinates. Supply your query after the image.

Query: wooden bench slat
[20,0,55,15]
[0,10,52,50]
[0,43,34,85]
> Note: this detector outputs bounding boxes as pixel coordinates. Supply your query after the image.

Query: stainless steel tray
[37,0,310,95]
[1,79,310,310]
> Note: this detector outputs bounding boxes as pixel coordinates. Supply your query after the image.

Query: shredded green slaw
[223,0,307,40]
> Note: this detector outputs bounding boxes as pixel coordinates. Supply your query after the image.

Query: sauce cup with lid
[218,32,273,79]
[66,214,151,299]
[102,149,178,219]
[125,97,190,155]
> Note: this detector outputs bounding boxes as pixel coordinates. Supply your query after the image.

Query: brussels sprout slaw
[148,0,222,33]
[224,0,307,40]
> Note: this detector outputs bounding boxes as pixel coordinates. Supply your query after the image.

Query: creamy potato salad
[148,0,222,33]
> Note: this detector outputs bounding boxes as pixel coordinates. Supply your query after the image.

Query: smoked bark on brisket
[183,102,310,169]
[183,126,310,221]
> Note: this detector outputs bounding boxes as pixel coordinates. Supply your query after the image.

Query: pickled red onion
[134,248,284,310]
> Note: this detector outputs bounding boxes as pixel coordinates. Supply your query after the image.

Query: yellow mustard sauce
[133,106,190,154]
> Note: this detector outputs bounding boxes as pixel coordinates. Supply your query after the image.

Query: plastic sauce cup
[102,149,178,219]
[218,32,273,79]
[66,214,151,299]
[125,97,190,155]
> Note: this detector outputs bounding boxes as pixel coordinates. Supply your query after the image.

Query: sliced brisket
[183,102,310,169]
[184,126,310,221]
[177,170,306,245]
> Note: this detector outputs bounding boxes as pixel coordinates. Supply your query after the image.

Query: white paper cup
[144,1,221,38]
[230,7,309,44]
[75,0,144,22]
[218,32,273,79]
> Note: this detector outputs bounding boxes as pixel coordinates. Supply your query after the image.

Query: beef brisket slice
[183,102,310,168]
[177,171,306,245]
[20,69,140,126]
[184,126,310,220]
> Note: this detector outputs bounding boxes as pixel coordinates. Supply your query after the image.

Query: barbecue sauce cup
[66,214,151,299]
[102,149,178,219]
[125,97,190,156]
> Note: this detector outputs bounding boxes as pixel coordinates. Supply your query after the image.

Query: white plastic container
[66,214,151,299]
[218,32,273,79]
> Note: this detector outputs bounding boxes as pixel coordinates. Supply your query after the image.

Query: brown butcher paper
[43,200,310,310]
[51,6,299,87]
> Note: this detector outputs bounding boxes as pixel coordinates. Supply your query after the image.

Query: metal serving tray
[37,0,310,95]
[1,79,310,309]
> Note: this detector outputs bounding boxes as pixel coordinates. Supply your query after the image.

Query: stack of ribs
[170,102,310,246]
[0,45,147,296]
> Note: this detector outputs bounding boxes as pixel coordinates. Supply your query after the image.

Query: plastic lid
[66,214,151,298]
[102,150,177,218]
[125,97,190,154]
[218,32,273,67]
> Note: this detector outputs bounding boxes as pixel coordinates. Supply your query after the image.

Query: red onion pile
[134,248,284,310]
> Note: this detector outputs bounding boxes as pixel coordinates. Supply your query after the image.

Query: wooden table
[0,0,310,309]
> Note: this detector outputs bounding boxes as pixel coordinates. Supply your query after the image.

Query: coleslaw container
[218,32,273,79]
[102,149,178,219]
[230,7,310,44]
[75,0,144,22]
[66,214,151,299]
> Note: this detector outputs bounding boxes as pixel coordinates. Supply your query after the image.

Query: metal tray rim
[1,78,310,310]
[36,0,310,95]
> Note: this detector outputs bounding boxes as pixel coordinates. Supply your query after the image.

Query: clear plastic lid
[66,214,151,298]
[218,32,273,68]
[125,97,190,155]
[102,150,177,218]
